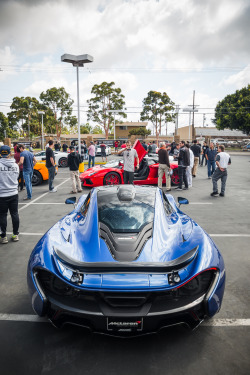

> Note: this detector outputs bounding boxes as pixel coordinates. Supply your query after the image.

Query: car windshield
[101,159,121,169]
[98,189,155,233]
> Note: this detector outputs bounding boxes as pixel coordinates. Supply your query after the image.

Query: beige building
[115,122,148,139]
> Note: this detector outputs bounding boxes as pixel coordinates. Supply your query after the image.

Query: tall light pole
[38,111,45,150]
[107,110,121,141]
[61,54,94,155]
[183,107,199,141]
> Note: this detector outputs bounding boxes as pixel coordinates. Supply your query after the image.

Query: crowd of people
[0,138,231,244]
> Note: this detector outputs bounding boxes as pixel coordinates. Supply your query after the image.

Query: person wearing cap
[0,145,20,243]
[46,140,57,193]
[67,146,83,194]
[88,141,96,169]
[18,144,37,200]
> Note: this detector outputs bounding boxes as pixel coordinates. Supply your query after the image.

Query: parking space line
[7,232,44,235]
[0,314,249,326]
[210,234,250,237]
[19,202,65,205]
[19,178,70,212]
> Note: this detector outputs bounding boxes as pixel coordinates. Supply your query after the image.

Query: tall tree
[40,87,76,139]
[213,85,250,134]
[140,91,175,144]
[8,96,41,138]
[87,82,127,139]
[0,112,11,141]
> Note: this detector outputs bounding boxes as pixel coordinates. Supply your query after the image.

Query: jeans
[212,168,228,193]
[0,194,19,237]
[207,160,215,177]
[88,155,95,169]
[48,166,55,191]
[23,170,33,199]
[178,166,188,189]
[200,154,207,166]
[124,171,134,184]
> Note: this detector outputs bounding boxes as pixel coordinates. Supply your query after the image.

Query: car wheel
[32,170,43,186]
[58,157,68,168]
[104,172,121,185]
[171,169,179,186]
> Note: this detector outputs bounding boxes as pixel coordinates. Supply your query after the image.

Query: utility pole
[188,90,199,140]
[203,113,206,127]
[175,105,180,136]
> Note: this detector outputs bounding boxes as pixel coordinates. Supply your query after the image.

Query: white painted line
[203,319,250,327]
[0,314,47,323]
[19,178,70,211]
[210,234,250,237]
[6,232,44,236]
[26,202,65,205]
[189,202,213,205]
[0,314,249,326]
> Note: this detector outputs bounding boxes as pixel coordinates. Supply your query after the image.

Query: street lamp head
[61,54,94,67]
[38,111,45,115]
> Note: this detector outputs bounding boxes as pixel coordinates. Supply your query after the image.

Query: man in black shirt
[46,140,57,193]
[158,142,171,191]
[200,141,208,166]
[190,140,200,177]
[175,141,190,191]
[67,146,83,193]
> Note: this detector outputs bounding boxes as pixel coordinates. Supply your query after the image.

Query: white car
[34,150,69,167]
[95,145,112,156]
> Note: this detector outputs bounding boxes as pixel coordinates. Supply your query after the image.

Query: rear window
[98,189,155,233]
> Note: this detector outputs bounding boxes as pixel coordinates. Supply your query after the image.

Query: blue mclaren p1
[27,185,225,335]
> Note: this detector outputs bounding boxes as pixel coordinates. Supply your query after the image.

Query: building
[177,126,249,142]
[115,121,148,140]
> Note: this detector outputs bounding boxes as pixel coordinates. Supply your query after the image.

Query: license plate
[107,317,143,332]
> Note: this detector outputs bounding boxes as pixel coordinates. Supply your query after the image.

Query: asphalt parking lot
[0,154,249,375]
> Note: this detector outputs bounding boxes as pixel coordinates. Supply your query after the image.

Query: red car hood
[133,140,147,163]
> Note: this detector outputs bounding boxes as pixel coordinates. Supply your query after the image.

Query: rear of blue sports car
[27,185,225,335]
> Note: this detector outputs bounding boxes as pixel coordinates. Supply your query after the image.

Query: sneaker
[23,197,31,200]
[219,193,225,197]
[49,188,57,193]
[208,177,212,179]
[175,188,183,191]
[211,192,219,197]
[11,234,19,242]
[166,189,171,192]
[0,236,8,244]
[77,190,83,193]
[70,191,77,194]
[183,187,189,190]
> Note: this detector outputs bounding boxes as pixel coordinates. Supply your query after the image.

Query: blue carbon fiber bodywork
[27,187,225,327]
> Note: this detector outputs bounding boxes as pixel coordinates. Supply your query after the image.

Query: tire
[171,169,180,186]
[58,157,68,168]
[32,170,43,186]
[104,172,121,185]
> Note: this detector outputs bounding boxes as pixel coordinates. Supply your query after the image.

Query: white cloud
[222,65,250,88]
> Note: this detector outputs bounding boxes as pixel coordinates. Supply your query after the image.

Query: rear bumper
[43,294,206,335]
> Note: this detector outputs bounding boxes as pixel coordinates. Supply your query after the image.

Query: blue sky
[0,0,250,135]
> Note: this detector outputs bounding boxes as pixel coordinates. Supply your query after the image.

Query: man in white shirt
[118,140,139,184]
[211,145,231,197]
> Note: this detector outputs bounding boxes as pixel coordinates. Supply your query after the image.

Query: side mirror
[178,197,189,207]
[65,197,76,205]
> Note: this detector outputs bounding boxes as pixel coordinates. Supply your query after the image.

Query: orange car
[32,160,58,186]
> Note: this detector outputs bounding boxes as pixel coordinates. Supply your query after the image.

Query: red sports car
[80,140,179,187]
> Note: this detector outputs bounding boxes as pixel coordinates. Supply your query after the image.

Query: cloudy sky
[0,0,250,134]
